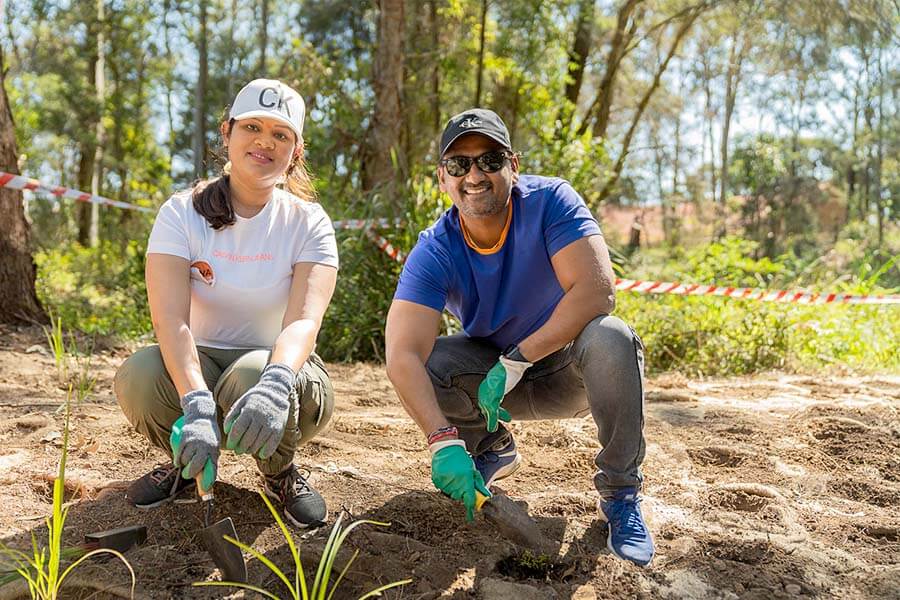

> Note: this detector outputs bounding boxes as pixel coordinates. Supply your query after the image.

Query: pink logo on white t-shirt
[213,250,274,263]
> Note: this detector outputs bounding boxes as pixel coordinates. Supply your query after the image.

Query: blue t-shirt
[394,174,602,349]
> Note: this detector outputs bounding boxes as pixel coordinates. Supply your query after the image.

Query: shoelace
[148,465,177,487]
[272,468,313,498]
[607,497,647,534]
[475,452,499,467]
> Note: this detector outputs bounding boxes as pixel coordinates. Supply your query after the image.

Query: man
[384,108,653,567]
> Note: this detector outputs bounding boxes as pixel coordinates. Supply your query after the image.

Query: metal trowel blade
[200,517,247,583]
[477,492,556,554]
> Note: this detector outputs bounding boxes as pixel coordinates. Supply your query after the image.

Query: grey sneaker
[126,463,196,509]
[264,466,327,528]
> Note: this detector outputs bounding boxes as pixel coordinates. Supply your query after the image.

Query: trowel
[475,490,556,554]
[171,416,247,583]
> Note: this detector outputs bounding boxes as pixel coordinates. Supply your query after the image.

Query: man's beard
[456,186,506,219]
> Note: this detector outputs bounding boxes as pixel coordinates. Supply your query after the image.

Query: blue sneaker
[473,437,522,488]
[598,487,654,567]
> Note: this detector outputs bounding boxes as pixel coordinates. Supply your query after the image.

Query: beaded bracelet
[427,425,459,445]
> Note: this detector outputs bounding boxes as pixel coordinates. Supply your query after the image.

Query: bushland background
[1,0,897,370]
[0,1,897,598]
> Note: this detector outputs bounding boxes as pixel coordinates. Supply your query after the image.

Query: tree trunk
[717,29,748,238]
[0,46,45,324]
[562,0,594,118]
[258,0,269,75]
[474,0,488,106]
[193,0,208,179]
[701,49,717,208]
[77,12,101,247]
[597,7,701,202]
[362,0,404,195]
[226,0,238,102]
[163,0,176,178]
[875,42,884,246]
[429,0,440,133]
[88,0,106,248]
[582,0,641,139]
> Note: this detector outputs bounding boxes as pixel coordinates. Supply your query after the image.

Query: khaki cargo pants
[114,346,334,475]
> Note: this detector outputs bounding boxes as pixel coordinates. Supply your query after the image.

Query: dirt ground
[0,324,898,599]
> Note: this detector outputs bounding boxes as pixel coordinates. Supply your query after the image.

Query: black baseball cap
[439,108,512,157]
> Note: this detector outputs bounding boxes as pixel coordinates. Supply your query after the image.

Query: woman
[115,79,338,528]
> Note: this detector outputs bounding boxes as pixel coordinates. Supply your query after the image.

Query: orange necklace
[459,202,513,255]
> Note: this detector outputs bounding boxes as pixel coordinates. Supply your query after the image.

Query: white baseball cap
[229,78,305,141]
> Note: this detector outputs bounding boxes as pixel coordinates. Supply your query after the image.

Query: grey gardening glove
[224,362,295,459]
[174,389,221,482]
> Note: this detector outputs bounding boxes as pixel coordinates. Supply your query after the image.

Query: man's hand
[431,441,491,521]
[224,363,294,458]
[477,346,532,432]
[173,390,221,487]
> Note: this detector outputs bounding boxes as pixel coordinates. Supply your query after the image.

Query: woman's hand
[174,390,221,484]
[224,363,295,458]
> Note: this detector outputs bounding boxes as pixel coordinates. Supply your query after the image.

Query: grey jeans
[426,315,646,496]
[114,346,334,475]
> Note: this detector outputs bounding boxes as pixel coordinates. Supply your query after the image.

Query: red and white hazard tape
[364,229,406,263]
[0,171,154,213]
[362,232,899,305]
[615,279,899,305]
[6,169,896,306]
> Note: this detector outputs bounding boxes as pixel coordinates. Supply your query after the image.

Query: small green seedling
[42,313,67,385]
[194,492,411,600]
[0,391,136,599]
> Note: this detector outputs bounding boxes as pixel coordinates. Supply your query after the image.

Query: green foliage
[42,313,67,383]
[34,240,151,339]
[317,175,450,362]
[40,314,96,405]
[0,393,136,599]
[195,491,411,600]
[619,236,900,375]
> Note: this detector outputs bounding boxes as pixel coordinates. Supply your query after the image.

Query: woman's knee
[114,346,176,423]
[215,350,268,411]
[297,362,334,440]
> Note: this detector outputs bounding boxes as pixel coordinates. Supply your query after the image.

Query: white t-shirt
[147,187,339,349]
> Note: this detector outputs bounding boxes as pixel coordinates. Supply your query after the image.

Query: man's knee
[575,315,643,374]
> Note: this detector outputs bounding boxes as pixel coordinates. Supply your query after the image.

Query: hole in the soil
[709,489,770,512]
[862,526,899,541]
[688,446,748,467]
[495,551,571,582]
[31,478,84,503]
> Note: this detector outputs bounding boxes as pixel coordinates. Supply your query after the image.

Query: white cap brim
[230,109,303,142]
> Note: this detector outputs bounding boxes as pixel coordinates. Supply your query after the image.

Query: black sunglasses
[440,150,512,177]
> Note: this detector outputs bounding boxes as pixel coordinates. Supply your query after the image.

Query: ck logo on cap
[258,86,293,117]
[459,117,483,129]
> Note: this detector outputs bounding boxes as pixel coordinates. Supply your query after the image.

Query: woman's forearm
[269,318,319,372]
[155,318,207,397]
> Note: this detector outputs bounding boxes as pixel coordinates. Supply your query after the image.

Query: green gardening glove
[477,348,532,433]
[431,441,491,522]
[170,413,217,493]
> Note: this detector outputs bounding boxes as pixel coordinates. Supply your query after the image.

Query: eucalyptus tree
[0,45,44,324]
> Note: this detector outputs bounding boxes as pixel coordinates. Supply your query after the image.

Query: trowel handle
[196,460,215,499]
[475,490,490,511]
[170,415,216,498]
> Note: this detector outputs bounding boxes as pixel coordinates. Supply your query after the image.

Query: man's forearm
[386,353,450,438]
[518,282,614,363]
